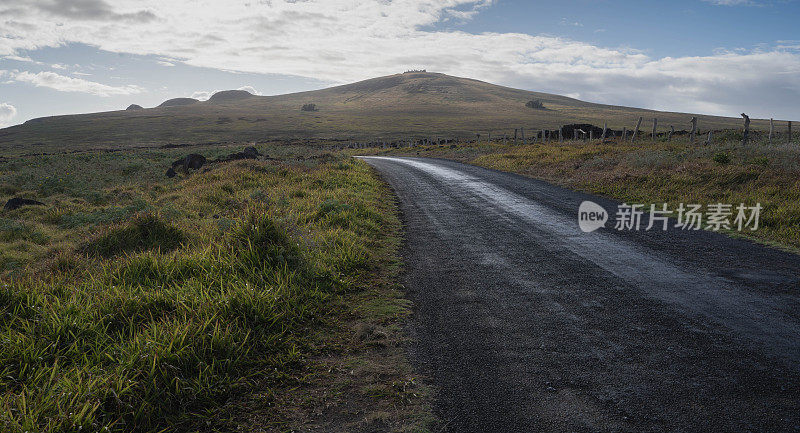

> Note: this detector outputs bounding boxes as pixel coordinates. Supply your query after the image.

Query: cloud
[0,102,17,127]
[0,0,798,118]
[237,86,260,95]
[10,71,143,96]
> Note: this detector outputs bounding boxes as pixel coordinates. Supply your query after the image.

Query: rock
[4,197,44,211]
[166,167,176,178]
[126,104,144,111]
[216,146,262,162]
[171,154,206,172]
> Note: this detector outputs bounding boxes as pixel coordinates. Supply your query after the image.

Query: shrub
[301,103,318,112]
[525,100,545,110]
[713,153,731,164]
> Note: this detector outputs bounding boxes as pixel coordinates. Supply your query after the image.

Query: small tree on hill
[301,103,318,112]
[525,100,545,110]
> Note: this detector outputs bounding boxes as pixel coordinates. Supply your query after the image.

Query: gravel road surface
[360,156,800,433]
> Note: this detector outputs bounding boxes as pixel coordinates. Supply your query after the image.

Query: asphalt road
[359,156,800,433]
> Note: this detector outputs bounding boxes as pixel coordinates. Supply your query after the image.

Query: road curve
[359,156,800,433]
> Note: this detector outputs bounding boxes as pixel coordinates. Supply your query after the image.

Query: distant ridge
[0,72,775,153]
[126,104,144,111]
[158,97,199,108]
[208,90,253,103]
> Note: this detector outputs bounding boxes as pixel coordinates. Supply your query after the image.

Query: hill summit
[1,72,767,153]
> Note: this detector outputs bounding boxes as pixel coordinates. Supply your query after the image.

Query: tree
[525,100,545,110]
[301,103,318,112]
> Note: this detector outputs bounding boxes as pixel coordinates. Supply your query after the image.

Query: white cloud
[50,63,67,69]
[0,102,17,127]
[237,86,260,95]
[10,71,143,96]
[156,60,175,67]
[0,0,798,118]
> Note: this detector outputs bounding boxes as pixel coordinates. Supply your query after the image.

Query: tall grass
[0,156,393,432]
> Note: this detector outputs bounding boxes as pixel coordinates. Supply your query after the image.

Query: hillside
[0,72,772,154]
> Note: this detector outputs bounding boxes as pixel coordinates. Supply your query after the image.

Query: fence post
[741,113,751,145]
[769,118,774,144]
[705,131,713,146]
[690,117,698,144]
[514,129,518,145]
[668,125,675,141]
[589,130,594,141]
[632,116,643,142]
[521,127,525,145]
[622,127,627,142]
[652,118,658,140]
[503,133,507,146]
[559,127,563,142]
[789,121,793,144]
[601,121,607,141]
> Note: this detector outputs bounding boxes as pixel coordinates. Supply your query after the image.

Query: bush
[301,103,318,112]
[713,153,731,164]
[525,100,545,110]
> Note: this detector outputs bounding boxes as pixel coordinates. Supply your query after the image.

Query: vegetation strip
[0,147,431,432]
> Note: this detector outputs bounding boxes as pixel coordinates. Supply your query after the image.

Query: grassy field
[0,145,433,432]
[360,131,800,251]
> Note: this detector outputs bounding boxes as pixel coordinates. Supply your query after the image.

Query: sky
[1,0,799,127]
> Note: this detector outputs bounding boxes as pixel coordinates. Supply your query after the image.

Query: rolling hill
[0,72,773,154]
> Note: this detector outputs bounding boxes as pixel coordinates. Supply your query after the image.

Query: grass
[361,132,800,251]
[0,145,433,432]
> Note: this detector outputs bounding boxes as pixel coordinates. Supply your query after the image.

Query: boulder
[171,154,206,172]
[217,146,263,162]
[4,197,44,211]
[166,167,176,178]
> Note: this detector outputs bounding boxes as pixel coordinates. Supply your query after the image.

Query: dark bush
[525,100,545,110]
[301,103,318,112]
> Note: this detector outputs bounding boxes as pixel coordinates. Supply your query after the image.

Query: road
[359,156,800,433]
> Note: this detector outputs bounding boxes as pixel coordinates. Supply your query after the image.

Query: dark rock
[166,167,176,178]
[171,154,206,172]
[215,146,263,162]
[4,197,44,211]
[126,104,144,111]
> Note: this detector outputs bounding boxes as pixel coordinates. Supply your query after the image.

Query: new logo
[578,201,608,233]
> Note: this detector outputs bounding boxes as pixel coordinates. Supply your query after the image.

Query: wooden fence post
[668,125,675,141]
[652,118,658,140]
[741,113,751,145]
[622,127,627,142]
[514,129,518,145]
[632,116,643,142]
[589,130,594,141]
[601,121,607,141]
[559,127,563,142]
[521,127,525,145]
[503,133,507,146]
[769,118,774,144]
[789,121,793,144]
[690,117,698,144]
[705,131,713,146]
